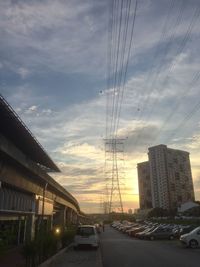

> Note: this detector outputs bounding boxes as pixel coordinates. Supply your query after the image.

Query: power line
[105,0,138,214]
[135,70,200,165]
[133,3,200,150]
[115,0,138,137]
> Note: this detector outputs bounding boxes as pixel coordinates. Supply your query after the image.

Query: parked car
[180,226,200,248]
[128,226,146,237]
[179,225,196,236]
[121,224,135,233]
[122,224,138,233]
[145,227,175,240]
[135,226,157,239]
[73,225,99,249]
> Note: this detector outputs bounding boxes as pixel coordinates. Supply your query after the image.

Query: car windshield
[191,227,200,234]
[77,227,95,236]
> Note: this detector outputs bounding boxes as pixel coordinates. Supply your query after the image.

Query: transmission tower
[104,138,125,214]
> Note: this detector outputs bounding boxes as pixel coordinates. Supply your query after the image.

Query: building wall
[166,148,195,208]
[138,144,195,211]
[148,145,170,209]
[137,161,152,210]
[0,183,35,212]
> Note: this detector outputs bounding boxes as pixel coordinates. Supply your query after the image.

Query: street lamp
[55,227,61,235]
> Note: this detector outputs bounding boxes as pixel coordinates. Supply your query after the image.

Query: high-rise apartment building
[137,161,152,210]
[137,144,195,210]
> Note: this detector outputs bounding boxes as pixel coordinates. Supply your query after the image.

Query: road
[47,225,200,267]
[100,225,200,267]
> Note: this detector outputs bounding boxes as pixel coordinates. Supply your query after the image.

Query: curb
[38,243,73,267]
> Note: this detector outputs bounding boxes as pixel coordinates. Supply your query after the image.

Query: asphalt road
[100,225,200,267]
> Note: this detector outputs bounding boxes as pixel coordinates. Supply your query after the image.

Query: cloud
[57,142,104,163]
[59,166,98,177]
[42,109,52,115]
[0,0,108,75]
[1,0,199,77]
[118,124,159,154]
[25,105,38,114]
[1,0,200,212]
[17,67,30,79]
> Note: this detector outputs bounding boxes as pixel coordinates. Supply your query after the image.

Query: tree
[147,207,168,218]
[184,206,200,217]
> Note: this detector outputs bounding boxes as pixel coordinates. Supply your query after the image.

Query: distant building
[137,144,195,211]
[137,161,152,210]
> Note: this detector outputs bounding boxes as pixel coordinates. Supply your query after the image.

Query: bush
[22,231,58,267]
[61,229,76,247]
[22,240,38,267]
[147,208,168,218]
[183,206,200,217]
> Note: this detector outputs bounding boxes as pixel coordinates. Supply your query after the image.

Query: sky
[1,0,200,213]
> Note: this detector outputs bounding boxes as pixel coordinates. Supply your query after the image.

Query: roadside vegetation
[23,225,77,267]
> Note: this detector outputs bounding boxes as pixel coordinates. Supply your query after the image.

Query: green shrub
[22,231,58,267]
[61,229,76,247]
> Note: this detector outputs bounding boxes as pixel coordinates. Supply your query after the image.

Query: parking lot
[100,225,200,267]
[111,220,200,247]
[43,222,200,267]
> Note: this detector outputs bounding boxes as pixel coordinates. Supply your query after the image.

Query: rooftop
[0,95,60,172]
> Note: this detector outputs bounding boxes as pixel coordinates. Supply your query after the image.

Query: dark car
[145,227,175,240]
[128,226,146,237]
[135,226,157,239]
[179,225,197,236]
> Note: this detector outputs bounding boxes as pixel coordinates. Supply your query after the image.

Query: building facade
[0,95,89,249]
[137,144,195,211]
[137,161,152,210]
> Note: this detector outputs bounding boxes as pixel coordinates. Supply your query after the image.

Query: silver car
[73,225,99,249]
[180,226,200,248]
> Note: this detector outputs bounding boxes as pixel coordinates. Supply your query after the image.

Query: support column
[17,216,22,245]
[26,213,35,241]
[56,207,66,231]
[61,207,66,230]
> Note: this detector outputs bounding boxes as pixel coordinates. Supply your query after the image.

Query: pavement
[0,246,25,267]
[47,246,102,267]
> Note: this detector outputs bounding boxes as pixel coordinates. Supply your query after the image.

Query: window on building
[173,158,178,164]
[179,164,184,172]
[171,183,175,190]
[147,190,151,197]
[146,175,150,180]
[185,175,189,181]
[177,196,182,202]
[175,172,180,180]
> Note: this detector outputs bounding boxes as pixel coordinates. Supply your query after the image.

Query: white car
[180,226,200,248]
[73,225,99,249]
